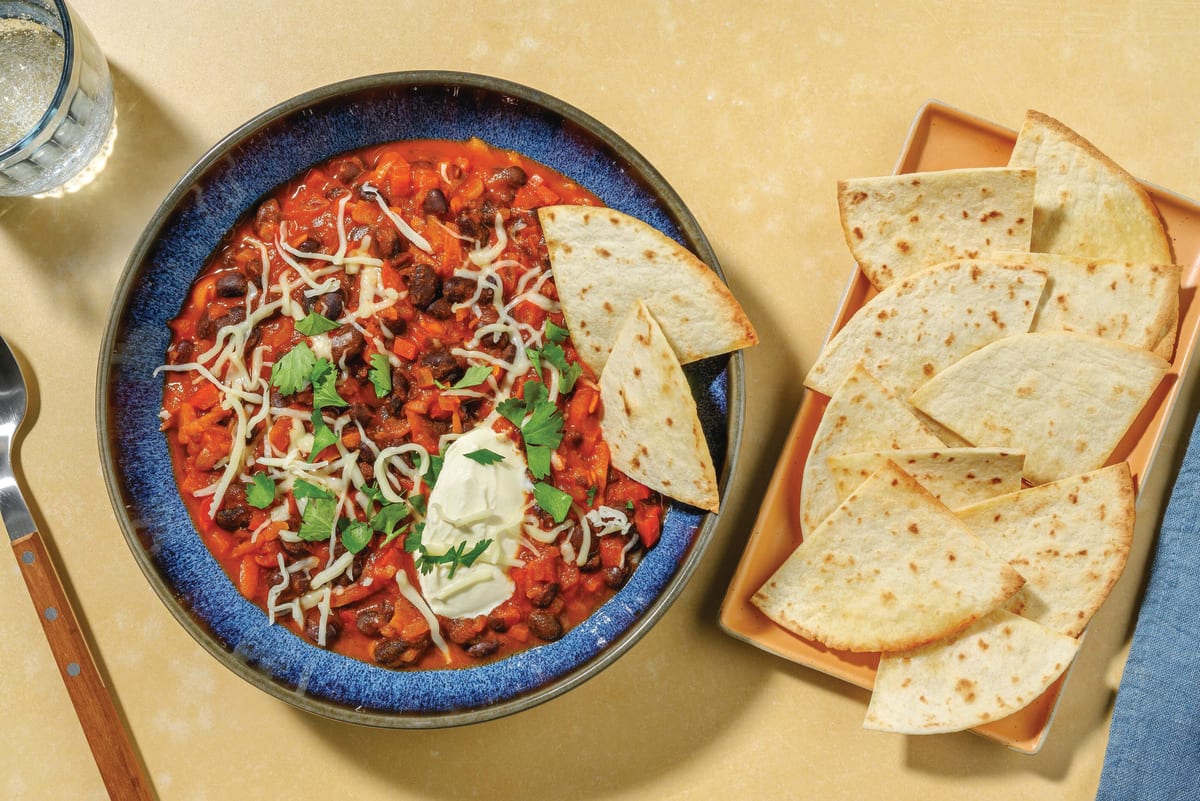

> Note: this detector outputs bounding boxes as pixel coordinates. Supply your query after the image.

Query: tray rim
[718,98,1200,754]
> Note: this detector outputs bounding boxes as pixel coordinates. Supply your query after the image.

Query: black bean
[371,223,402,259]
[492,165,527,189]
[425,298,454,319]
[389,368,409,400]
[214,505,250,531]
[527,609,563,642]
[603,564,629,589]
[308,290,344,321]
[297,235,323,253]
[466,639,500,659]
[254,198,281,238]
[356,608,387,637]
[304,609,340,647]
[423,188,448,216]
[525,581,558,608]
[215,271,248,298]
[442,276,476,304]
[407,264,440,309]
[374,637,424,667]
[421,347,464,384]
[329,325,364,364]
[330,156,364,184]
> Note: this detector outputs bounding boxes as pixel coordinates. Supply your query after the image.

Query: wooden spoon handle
[12,531,155,801]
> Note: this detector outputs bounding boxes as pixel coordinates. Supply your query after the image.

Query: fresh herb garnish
[370,500,411,545]
[464,448,505,466]
[270,342,317,395]
[308,409,339,462]
[297,496,337,541]
[536,342,583,393]
[424,454,444,488]
[340,520,374,554]
[533,481,574,524]
[585,485,598,506]
[545,321,569,343]
[311,358,348,408]
[415,538,494,579]
[246,473,275,509]
[368,353,392,398]
[296,311,339,336]
[496,380,563,480]
[293,478,334,500]
[451,364,493,390]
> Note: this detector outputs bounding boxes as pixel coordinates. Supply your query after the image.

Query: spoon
[0,335,154,800]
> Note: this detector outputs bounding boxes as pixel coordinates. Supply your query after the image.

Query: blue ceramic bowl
[97,72,744,727]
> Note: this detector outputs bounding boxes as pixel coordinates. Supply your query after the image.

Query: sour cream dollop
[416,424,527,618]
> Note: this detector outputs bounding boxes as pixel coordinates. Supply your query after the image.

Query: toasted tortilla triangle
[955,463,1134,637]
[864,609,1079,734]
[986,251,1180,358]
[539,205,757,374]
[909,332,1169,485]
[754,461,1025,653]
[800,366,943,535]
[838,167,1035,290]
[1007,110,1172,263]
[804,259,1046,398]
[599,300,719,512]
[828,447,1025,511]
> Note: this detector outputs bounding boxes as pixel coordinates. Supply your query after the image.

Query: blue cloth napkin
[1097,413,1200,801]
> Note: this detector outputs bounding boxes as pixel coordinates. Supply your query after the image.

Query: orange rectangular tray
[718,100,1200,754]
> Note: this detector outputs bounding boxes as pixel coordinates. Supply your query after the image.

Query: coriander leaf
[297,497,338,541]
[459,538,492,568]
[522,399,563,449]
[370,500,411,539]
[270,342,317,395]
[424,454,444,488]
[533,482,573,524]
[403,522,425,554]
[296,312,339,336]
[464,448,505,466]
[586,485,598,506]
[293,478,334,500]
[452,364,493,390]
[360,483,386,504]
[308,410,339,462]
[526,444,552,480]
[523,379,548,409]
[340,520,374,554]
[526,347,543,380]
[246,473,275,509]
[496,397,527,427]
[368,353,392,398]
[626,500,635,511]
[408,494,428,517]
[538,342,582,393]
[545,321,569,343]
[311,358,348,408]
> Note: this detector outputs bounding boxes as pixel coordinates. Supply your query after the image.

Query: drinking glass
[0,0,115,197]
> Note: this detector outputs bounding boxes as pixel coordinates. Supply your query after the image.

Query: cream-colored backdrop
[2,2,1197,799]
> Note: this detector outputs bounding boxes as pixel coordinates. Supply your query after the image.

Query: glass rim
[0,0,76,163]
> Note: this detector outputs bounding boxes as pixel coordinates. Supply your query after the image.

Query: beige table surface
[3,2,1200,799]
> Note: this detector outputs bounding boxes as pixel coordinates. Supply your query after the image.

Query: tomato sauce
[159,139,664,670]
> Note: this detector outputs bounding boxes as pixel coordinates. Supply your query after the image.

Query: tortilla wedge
[599,300,719,512]
[539,205,758,374]
[800,366,943,535]
[955,463,1135,638]
[838,168,1035,290]
[909,331,1169,485]
[864,609,1079,734]
[754,461,1025,653]
[827,447,1025,512]
[1007,110,1172,264]
[987,251,1181,358]
[804,259,1046,398]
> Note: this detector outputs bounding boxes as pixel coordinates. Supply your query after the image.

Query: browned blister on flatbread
[909,331,1169,485]
[864,609,1079,734]
[800,366,943,535]
[987,251,1180,358]
[804,259,1046,399]
[1008,109,1172,264]
[838,168,1035,290]
[600,300,719,512]
[955,463,1135,637]
[539,205,757,374]
[754,461,1024,653]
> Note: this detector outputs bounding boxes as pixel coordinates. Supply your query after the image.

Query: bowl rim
[96,69,746,727]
